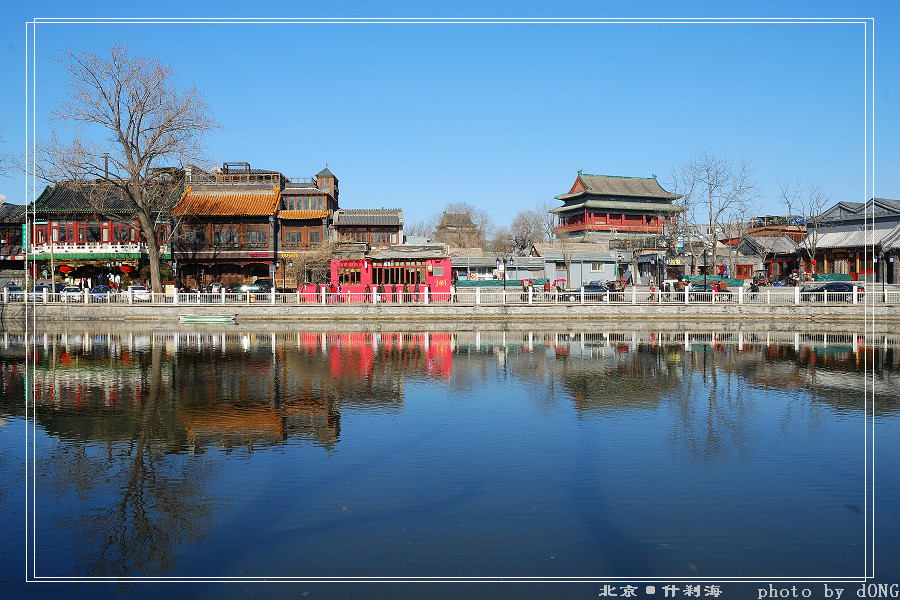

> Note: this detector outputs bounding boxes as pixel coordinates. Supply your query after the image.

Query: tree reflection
[36,342,217,577]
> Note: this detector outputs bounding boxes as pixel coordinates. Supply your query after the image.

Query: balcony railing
[29,242,170,255]
[553,222,667,234]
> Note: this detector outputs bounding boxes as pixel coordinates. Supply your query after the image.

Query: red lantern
[58,265,73,274]
[120,265,133,274]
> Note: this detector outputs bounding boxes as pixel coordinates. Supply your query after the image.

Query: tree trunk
[136,209,164,293]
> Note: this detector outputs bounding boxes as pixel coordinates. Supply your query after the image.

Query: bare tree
[535,199,556,243]
[669,151,759,272]
[722,201,758,279]
[0,127,18,179]
[404,214,439,239]
[778,180,831,278]
[506,208,546,255]
[665,163,703,275]
[36,44,220,292]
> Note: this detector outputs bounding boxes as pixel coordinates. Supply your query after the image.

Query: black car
[562,283,619,302]
[4,284,24,301]
[688,283,733,302]
[254,278,274,291]
[801,282,863,302]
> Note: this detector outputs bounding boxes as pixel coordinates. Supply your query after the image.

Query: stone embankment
[2,301,898,324]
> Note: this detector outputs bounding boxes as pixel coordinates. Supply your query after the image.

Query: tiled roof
[819,198,900,223]
[34,183,145,214]
[884,225,900,250]
[0,203,26,223]
[282,186,327,195]
[278,210,329,220]
[810,227,899,250]
[532,242,614,256]
[557,173,680,201]
[742,235,798,255]
[173,186,280,217]
[368,244,448,260]
[334,209,402,227]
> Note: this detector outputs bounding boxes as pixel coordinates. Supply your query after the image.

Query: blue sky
[0,1,896,228]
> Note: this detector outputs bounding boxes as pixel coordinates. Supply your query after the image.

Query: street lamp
[703,251,708,289]
[496,256,508,302]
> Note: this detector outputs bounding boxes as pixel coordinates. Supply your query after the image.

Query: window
[246,230,267,247]
[736,264,753,278]
[590,262,602,272]
[184,231,206,246]
[310,231,320,246]
[338,267,361,286]
[213,231,239,247]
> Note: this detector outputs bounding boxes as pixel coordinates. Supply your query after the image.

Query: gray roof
[886,225,900,250]
[368,244,448,260]
[819,198,900,223]
[741,235,798,255]
[556,172,680,201]
[282,183,322,193]
[810,226,900,250]
[334,209,402,227]
[450,256,545,269]
[0,203,26,223]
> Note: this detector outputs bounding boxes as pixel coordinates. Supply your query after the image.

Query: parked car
[688,283,733,302]
[205,282,225,293]
[61,286,84,302]
[3,284,24,301]
[225,283,245,293]
[254,278,274,291]
[239,283,263,293]
[28,283,66,302]
[90,285,112,302]
[124,285,152,301]
[562,283,617,302]
[800,282,863,302]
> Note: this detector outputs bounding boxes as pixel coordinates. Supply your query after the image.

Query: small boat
[179,314,236,324]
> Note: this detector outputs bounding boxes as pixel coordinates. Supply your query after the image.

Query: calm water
[1,326,898,599]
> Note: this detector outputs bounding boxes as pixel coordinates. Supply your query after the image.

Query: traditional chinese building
[29,182,173,286]
[434,213,481,248]
[551,172,682,244]
[173,163,342,289]
[806,198,900,284]
[0,202,26,284]
[329,244,452,301]
[173,163,283,287]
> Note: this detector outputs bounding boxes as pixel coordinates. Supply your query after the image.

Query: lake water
[1,326,898,599]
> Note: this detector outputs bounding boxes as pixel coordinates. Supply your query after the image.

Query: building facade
[333,208,403,247]
[807,198,900,284]
[173,164,341,289]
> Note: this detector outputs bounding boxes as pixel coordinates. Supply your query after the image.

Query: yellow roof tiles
[173,186,280,217]
[278,209,329,220]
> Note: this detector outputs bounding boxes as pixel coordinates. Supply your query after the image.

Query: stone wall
[2,301,897,324]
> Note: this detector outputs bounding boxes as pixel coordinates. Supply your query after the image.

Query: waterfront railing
[4,286,900,306]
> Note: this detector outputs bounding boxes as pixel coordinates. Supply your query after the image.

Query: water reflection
[1,325,897,580]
